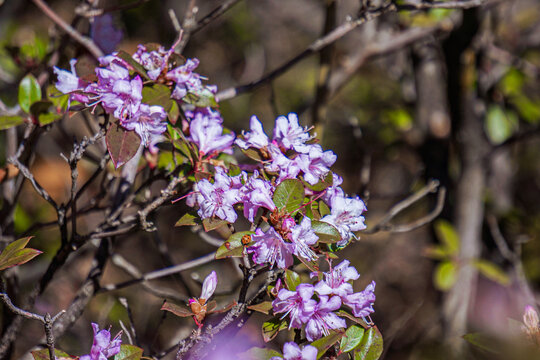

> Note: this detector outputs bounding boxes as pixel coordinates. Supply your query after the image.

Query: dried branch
[192,0,242,34]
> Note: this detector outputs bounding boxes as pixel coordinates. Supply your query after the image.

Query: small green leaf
[311,331,344,359]
[434,220,459,255]
[202,217,229,232]
[116,51,150,80]
[247,301,273,315]
[237,347,282,360]
[0,237,42,271]
[114,344,144,360]
[161,301,193,317]
[18,74,41,113]
[142,84,174,111]
[46,85,69,111]
[472,259,510,286]
[0,116,24,130]
[183,88,218,108]
[303,172,333,192]
[311,220,341,243]
[318,200,331,217]
[241,148,263,161]
[216,231,254,259]
[423,245,449,260]
[38,113,62,126]
[354,326,383,360]
[175,212,200,227]
[168,100,180,124]
[463,333,499,354]
[434,261,457,291]
[262,316,288,342]
[31,348,75,360]
[341,325,366,353]
[273,179,304,214]
[485,105,518,144]
[285,269,301,291]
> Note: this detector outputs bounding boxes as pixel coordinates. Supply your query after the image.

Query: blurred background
[1,0,540,359]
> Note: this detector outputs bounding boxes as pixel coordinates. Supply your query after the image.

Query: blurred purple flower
[53,59,90,103]
[240,172,275,222]
[236,115,269,150]
[321,194,366,242]
[195,168,240,223]
[121,104,167,151]
[271,342,317,360]
[290,217,318,261]
[90,14,123,55]
[321,173,344,204]
[305,296,346,342]
[273,113,313,153]
[189,111,235,156]
[248,227,294,269]
[294,144,336,185]
[343,281,376,318]
[272,284,317,329]
[166,58,203,100]
[79,323,121,360]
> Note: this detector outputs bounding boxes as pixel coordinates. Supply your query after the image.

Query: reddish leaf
[161,301,193,317]
[0,237,42,271]
[31,348,75,360]
[247,301,273,315]
[106,122,142,169]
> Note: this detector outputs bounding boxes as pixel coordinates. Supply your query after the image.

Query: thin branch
[31,0,104,59]
[9,157,58,210]
[192,0,242,34]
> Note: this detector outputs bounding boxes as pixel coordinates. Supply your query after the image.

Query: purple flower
[239,172,276,222]
[189,112,235,156]
[121,104,167,150]
[305,296,346,342]
[321,194,366,242]
[271,342,317,360]
[53,59,90,103]
[248,227,295,269]
[273,113,313,153]
[195,168,240,223]
[290,217,318,261]
[133,44,168,80]
[235,115,269,150]
[79,323,122,360]
[314,260,360,298]
[272,284,317,329]
[343,281,376,318]
[321,173,344,204]
[294,144,336,186]
[265,143,301,182]
[200,271,218,301]
[166,58,203,100]
[91,14,123,54]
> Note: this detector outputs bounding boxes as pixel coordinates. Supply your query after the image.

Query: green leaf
[341,325,366,353]
[142,84,174,111]
[241,148,263,161]
[433,261,457,291]
[47,85,69,111]
[31,348,75,360]
[116,50,150,80]
[106,122,142,169]
[423,245,449,260]
[175,212,200,227]
[354,326,383,360]
[161,301,193,317]
[318,200,331,217]
[216,231,254,259]
[113,344,144,360]
[0,116,24,130]
[0,237,42,271]
[311,220,341,243]
[38,113,62,126]
[311,331,344,359]
[434,220,459,255]
[262,316,288,342]
[183,88,218,108]
[247,301,273,315]
[202,217,229,232]
[18,74,41,113]
[472,259,510,286]
[237,347,282,360]
[272,179,304,214]
[168,100,180,124]
[303,172,333,192]
[463,333,499,354]
[285,269,301,291]
[485,105,518,144]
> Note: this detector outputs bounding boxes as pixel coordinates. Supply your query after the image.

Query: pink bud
[200,271,218,301]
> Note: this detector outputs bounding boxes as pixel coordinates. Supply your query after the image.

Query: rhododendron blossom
[79,323,122,360]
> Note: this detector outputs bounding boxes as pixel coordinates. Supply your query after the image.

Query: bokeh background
[1,0,540,359]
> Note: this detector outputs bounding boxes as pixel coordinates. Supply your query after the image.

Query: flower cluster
[53,44,221,153]
[80,323,122,360]
[272,260,375,341]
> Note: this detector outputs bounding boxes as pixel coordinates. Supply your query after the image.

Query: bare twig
[192,0,242,34]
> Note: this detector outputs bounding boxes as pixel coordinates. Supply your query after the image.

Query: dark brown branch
[192,0,242,34]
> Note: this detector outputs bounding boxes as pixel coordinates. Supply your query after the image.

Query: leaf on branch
[262,316,288,342]
[31,349,75,360]
[462,333,500,354]
[272,179,304,214]
[433,261,457,291]
[175,212,200,227]
[161,301,193,317]
[203,217,229,232]
[354,326,383,360]
[247,301,273,315]
[116,50,150,80]
[183,88,218,108]
[0,237,42,271]
[311,331,344,359]
[311,220,341,243]
[302,171,333,192]
[142,84,174,111]
[216,231,254,259]
[237,347,282,360]
[285,269,301,291]
[434,220,459,255]
[18,74,41,113]
[472,259,510,286]
[106,122,142,169]
[340,325,365,353]
[336,310,371,328]
[113,344,144,360]
[0,116,24,130]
